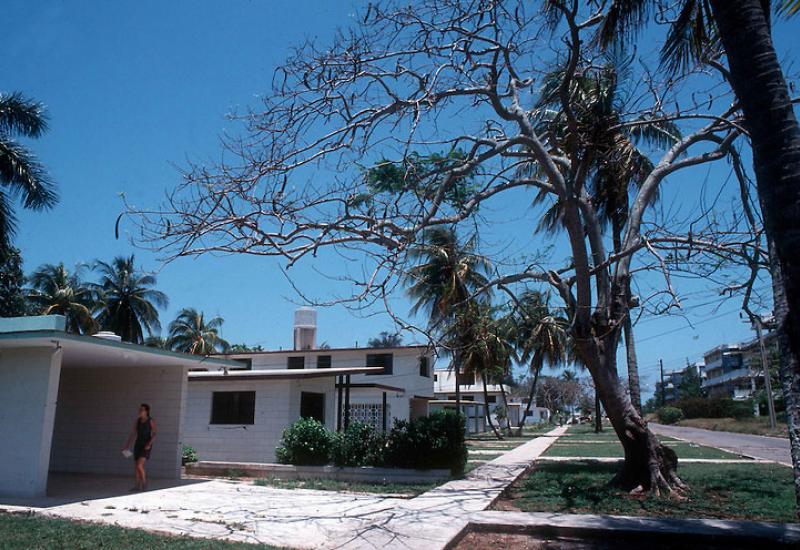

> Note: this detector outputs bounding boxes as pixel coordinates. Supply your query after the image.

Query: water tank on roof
[293,307,317,350]
[93,331,122,342]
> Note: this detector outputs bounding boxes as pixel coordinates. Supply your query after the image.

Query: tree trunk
[498,377,513,437]
[578,333,682,495]
[613,216,642,413]
[623,312,642,413]
[709,0,800,516]
[768,241,800,517]
[517,360,541,436]
[594,392,603,432]
[482,374,502,440]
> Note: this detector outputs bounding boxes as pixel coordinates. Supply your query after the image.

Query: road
[650,423,792,466]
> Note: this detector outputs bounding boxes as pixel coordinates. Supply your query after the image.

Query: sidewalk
[326,425,568,549]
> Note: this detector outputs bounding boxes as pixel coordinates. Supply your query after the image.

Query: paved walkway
[2,427,567,550]
[650,423,792,466]
[325,426,568,549]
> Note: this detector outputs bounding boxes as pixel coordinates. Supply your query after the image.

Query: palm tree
[598,0,800,518]
[28,262,96,334]
[459,305,514,439]
[167,308,230,355]
[92,256,167,344]
[0,92,58,250]
[144,335,169,349]
[406,227,491,417]
[510,291,569,436]
[531,60,677,414]
[367,331,403,348]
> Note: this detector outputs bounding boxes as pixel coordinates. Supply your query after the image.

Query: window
[462,395,474,401]
[287,356,305,369]
[317,355,332,369]
[300,392,325,423]
[487,395,497,404]
[434,374,438,382]
[211,391,255,425]
[457,371,475,386]
[366,353,393,375]
[232,357,252,370]
[418,356,430,377]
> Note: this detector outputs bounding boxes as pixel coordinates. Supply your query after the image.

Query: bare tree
[131,1,755,494]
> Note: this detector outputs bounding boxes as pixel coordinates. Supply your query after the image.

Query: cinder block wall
[0,347,62,497]
[49,366,186,479]
[184,378,335,463]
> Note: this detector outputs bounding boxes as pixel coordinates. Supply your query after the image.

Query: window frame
[366,353,393,375]
[287,356,305,370]
[316,355,332,369]
[210,391,256,425]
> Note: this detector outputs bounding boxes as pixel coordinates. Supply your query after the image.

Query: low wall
[185,460,450,484]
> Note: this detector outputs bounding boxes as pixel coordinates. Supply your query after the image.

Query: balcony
[702,367,752,388]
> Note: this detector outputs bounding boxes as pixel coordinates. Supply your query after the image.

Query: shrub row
[674,396,754,420]
[275,409,468,475]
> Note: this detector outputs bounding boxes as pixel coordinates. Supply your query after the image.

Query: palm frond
[0,92,48,138]
[598,0,650,49]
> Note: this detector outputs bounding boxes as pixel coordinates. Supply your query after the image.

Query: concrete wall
[227,348,435,425]
[183,377,336,463]
[49,366,187,479]
[0,346,62,497]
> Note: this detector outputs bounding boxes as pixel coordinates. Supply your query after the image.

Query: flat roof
[0,329,241,370]
[219,344,431,358]
[188,366,383,382]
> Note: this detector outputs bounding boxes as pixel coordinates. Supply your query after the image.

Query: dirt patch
[454,532,753,549]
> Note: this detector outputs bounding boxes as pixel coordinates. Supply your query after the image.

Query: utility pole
[659,359,665,407]
[753,318,778,429]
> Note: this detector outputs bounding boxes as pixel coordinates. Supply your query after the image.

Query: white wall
[227,347,435,425]
[183,377,336,463]
[0,346,62,497]
[49,365,187,479]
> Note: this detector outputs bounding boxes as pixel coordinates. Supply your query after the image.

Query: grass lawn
[676,417,788,438]
[0,513,280,549]
[498,461,796,523]
[252,476,438,496]
[544,441,739,459]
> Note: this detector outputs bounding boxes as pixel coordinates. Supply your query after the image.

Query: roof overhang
[335,382,406,393]
[188,366,384,382]
[0,330,241,370]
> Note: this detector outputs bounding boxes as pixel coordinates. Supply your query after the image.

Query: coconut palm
[0,92,58,249]
[143,335,169,349]
[459,305,515,439]
[92,256,167,344]
[167,308,229,355]
[367,331,403,348]
[530,60,678,414]
[510,290,569,436]
[406,227,491,415]
[28,262,96,334]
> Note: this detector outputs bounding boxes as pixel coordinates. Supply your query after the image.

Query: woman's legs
[136,457,147,489]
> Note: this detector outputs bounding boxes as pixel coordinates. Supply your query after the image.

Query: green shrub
[675,396,754,420]
[384,409,467,475]
[331,422,387,467]
[181,444,198,465]
[275,418,333,465]
[657,406,685,425]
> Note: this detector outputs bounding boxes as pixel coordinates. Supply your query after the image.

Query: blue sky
[4,1,797,398]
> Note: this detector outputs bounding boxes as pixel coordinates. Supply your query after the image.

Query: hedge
[275,410,468,475]
[674,396,753,420]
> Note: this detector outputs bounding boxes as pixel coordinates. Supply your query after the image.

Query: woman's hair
[139,403,151,415]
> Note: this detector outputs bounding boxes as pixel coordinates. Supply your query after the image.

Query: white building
[0,316,236,498]
[432,368,551,429]
[182,309,435,463]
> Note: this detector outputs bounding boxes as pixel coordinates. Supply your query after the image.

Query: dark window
[287,356,305,369]
[462,395,474,401]
[317,355,332,369]
[418,356,430,377]
[366,353,393,375]
[457,371,475,386]
[487,395,497,404]
[232,357,252,370]
[211,391,255,425]
[447,395,456,400]
[300,392,325,423]
[434,374,438,382]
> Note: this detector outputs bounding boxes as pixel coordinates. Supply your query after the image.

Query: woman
[123,403,157,491]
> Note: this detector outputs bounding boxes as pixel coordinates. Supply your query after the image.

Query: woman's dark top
[133,417,153,460]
